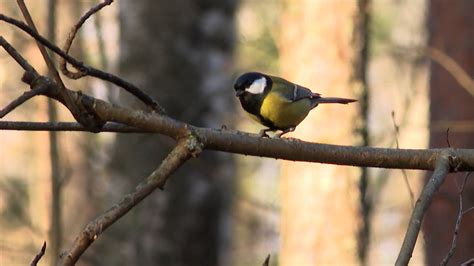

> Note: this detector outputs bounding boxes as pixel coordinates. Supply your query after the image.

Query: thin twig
[391,111,415,208]
[0,13,163,112]
[0,86,49,118]
[59,136,201,265]
[0,36,37,73]
[30,241,46,266]
[60,0,113,79]
[441,172,472,266]
[427,47,474,97]
[461,258,474,266]
[388,45,474,98]
[446,128,451,148]
[462,206,474,215]
[396,155,451,266]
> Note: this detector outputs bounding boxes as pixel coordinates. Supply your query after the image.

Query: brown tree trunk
[279,1,362,264]
[424,1,474,265]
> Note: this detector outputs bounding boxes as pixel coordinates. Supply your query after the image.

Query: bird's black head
[234,72,269,97]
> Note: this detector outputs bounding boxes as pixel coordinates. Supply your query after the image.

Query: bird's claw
[258,129,271,138]
[274,127,296,138]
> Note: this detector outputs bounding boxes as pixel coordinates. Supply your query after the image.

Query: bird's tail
[313,97,357,104]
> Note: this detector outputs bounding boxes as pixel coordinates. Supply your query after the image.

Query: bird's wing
[269,75,320,102]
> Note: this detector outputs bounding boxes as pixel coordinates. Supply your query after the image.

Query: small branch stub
[30,241,46,266]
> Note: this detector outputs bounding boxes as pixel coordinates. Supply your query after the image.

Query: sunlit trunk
[279,1,361,264]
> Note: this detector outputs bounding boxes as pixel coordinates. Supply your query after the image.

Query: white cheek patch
[246,77,266,94]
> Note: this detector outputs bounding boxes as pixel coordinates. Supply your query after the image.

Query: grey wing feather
[268,75,321,101]
[293,84,321,101]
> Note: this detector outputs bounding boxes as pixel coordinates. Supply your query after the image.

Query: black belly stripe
[239,94,276,129]
[256,113,276,129]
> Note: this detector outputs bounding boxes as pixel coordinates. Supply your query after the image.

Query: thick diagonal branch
[396,155,451,266]
[58,136,202,265]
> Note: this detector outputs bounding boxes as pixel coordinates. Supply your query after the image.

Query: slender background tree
[278,1,362,264]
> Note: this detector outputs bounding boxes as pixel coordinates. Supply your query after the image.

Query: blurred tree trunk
[99,1,237,265]
[279,1,363,265]
[424,1,474,264]
[46,1,62,265]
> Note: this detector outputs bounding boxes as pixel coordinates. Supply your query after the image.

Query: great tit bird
[234,72,357,137]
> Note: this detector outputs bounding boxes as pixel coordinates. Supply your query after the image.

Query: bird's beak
[235,90,244,97]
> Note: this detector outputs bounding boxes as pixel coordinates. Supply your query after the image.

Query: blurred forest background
[0,0,473,265]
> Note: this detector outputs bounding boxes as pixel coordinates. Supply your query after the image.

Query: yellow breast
[260,92,312,129]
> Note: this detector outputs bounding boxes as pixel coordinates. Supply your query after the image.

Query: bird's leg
[258,128,273,138]
[275,127,296,138]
